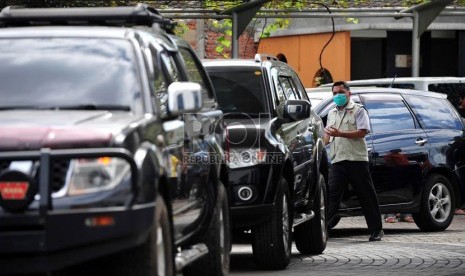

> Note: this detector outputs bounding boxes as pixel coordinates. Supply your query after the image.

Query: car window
[160,52,181,82]
[178,47,216,110]
[207,68,267,114]
[403,95,463,130]
[270,67,286,116]
[153,52,180,118]
[360,94,415,133]
[292,72,309,101]
[279,76,299,100]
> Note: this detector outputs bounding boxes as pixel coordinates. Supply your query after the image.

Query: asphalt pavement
[230,215,465,276]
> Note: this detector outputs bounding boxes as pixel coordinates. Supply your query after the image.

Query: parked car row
[0,5,329,275]
[307,84,465,231]
[6,5,462,275]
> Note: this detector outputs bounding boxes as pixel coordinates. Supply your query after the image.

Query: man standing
[324,81,384,241]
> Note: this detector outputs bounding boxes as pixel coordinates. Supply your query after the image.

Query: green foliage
[174,21,189,37]
[0,0,456,57]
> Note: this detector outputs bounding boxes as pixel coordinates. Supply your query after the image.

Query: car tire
[183,182,230,276]
[252,177,292,270]
[128,195,174,276]
[413,174,455,232]
[294,173,328,254]
[58,195,175,276]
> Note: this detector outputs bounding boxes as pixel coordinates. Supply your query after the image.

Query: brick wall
[185,19,258,59]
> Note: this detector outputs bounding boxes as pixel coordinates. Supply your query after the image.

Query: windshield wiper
[0,104,131,111]
[44,104,131,111]
[222,111,264,117]
[0,105,39,110]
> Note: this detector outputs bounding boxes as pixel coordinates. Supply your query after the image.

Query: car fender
[133,141,164,203]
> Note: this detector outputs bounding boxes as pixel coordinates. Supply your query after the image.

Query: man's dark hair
[332,81,350,91]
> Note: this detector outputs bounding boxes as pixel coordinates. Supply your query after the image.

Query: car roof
[202,54,290,69]
[308,86,447,98]
[0,25,134,39]
[321,77,465,87]
[202,59,263,69]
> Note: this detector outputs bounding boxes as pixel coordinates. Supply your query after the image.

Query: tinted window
[0,38,142,112]
[161,53,181,82]
[362,94,415,133]
[207,68,267,114]
[153,51,169,117]
[279,76,299,100]
[404,95,463,130]
[428,83,465,107]
[270,68,284,103]
[178,47,216,109]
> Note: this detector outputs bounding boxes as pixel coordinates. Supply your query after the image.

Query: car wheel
[294,172,328,254]
[130,195,174,276]
[252,177,292,270]
[183,182,230,276]
[73,195,175,276]
[413,174,455,232]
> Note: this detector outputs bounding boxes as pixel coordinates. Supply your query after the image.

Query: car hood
[224,117,274,148]
[0,110,142,151]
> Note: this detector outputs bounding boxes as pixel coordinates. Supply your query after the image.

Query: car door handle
[415,138,428,146]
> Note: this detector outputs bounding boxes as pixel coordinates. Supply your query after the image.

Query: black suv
[314,87,465,231]
[203,55,328,270]
[0,5,229,276]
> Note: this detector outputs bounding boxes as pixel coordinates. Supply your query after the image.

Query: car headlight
[67,157,130,196]
[228,148,266,169]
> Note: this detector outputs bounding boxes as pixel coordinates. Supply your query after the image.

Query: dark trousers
[327,161,382,233]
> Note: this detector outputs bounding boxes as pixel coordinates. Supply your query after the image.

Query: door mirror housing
[282,99,311,121]
[167,81,202,116]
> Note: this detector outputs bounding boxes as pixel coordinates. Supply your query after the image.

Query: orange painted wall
[258,32,351,88]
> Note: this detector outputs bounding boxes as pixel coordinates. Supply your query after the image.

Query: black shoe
[369,230,384,241]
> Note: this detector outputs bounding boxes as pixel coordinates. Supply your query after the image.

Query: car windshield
[0,38,142,112]
[207,68,267,114]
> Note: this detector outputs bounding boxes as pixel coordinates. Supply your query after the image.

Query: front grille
[0,161,11,172]
[34,159,71,192]
[0,159,70,193]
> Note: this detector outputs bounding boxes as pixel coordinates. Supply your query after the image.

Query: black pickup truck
[0,5,229,276]
[204,55,328,270]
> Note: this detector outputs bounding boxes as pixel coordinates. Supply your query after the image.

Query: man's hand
[324,126,368,140]
[324,126,341,137]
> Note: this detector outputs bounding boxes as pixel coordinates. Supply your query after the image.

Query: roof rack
[254,53,278,63]
[0,3,175,31]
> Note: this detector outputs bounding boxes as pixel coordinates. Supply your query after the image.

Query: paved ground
[230,215,465,276]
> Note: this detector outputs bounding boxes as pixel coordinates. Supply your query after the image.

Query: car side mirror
[282,99,311,121]
[167,81,202,116]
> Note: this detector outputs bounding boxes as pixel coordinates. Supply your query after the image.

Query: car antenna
[389,75,397,88]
